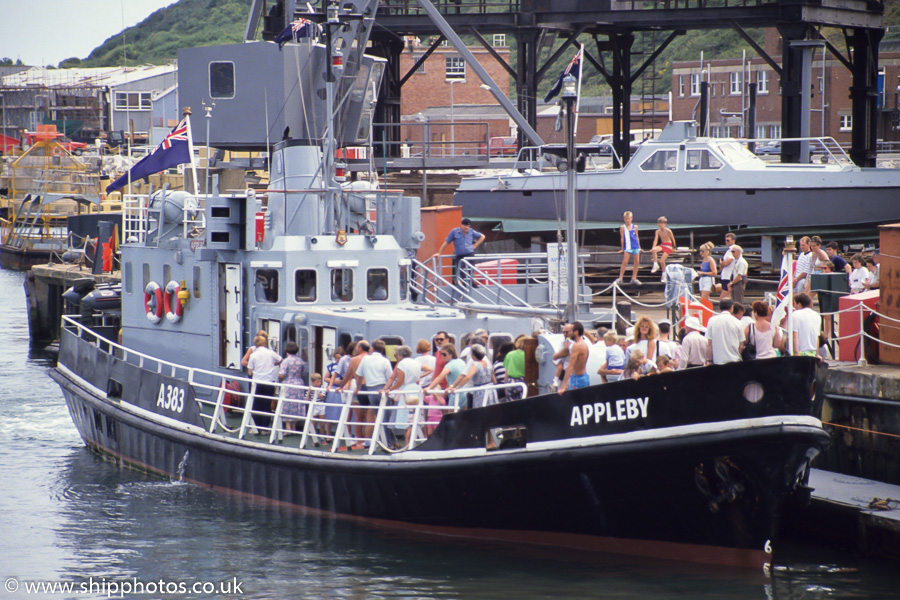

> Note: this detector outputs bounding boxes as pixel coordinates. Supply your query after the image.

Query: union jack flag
[160,119,189,150]
[106,116,194,194]
[775,253,791,301]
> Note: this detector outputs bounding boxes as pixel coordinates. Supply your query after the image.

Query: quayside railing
[60,315,525,455]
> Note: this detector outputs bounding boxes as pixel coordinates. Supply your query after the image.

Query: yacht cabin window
[685,149,723,171]
[367,268,388,301]
[331,268,353,302]
[640,150,678,172]
[255,269,279,303]
[295,269,317,302]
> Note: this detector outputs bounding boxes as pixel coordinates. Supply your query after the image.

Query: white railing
[61,315,527,454]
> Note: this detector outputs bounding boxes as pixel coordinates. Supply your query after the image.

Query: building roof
[1,64,177,89]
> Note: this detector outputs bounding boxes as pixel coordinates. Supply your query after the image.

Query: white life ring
[144,282,164,324]
[164,280,184,323]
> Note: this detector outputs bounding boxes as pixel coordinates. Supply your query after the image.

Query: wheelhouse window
[331,268,353,302]
[367,268,388,301]
[209,62,235,99]
[399,262,410,301]
[255,269,279,303]
[686,149,723,171]
[295,269,317,302]
[640,150,678,171]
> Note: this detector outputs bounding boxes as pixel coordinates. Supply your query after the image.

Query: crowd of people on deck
[235,214,880,449]
[238,327,533,449]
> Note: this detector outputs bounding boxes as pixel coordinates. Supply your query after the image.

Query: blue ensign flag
[544,48,582,103]
[274,18,313,47]
[106,117,193,194]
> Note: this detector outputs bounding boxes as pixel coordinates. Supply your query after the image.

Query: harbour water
[1,267,898,599]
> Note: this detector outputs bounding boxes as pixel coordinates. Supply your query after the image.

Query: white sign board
[548,243,569,307]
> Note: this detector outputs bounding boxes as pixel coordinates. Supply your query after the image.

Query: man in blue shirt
[432,218,485,286]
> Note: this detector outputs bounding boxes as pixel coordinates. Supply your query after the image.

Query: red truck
[24,126,88,155]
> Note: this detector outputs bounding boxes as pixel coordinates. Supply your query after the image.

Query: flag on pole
[771,253,793,328]
[274,18,313,47]
[544,46,583,103]
[106,116,195,194]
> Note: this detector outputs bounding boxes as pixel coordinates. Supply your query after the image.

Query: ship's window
[209,62,235,99]
[366,268,388,301]
[640,150,678,171]
[125,262,132,294]
[163,264,171,288]
[142,263,150,290]
[255,269,279,303]
[378,336,405,362]
[399,263,409,301]
[685,149,723,171]
[331,268,353,302]
[295,269,317,302]
[193,266,201,298]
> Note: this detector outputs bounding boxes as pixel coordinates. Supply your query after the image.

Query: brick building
[671,29,900,144]
[397,38,513,152]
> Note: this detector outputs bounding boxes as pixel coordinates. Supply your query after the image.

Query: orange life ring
[144,282,164,324]
[164,280,184,323]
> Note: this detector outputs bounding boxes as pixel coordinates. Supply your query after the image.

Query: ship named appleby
[49,0,829,572]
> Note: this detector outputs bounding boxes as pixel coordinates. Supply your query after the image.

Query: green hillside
[59,0,250,68]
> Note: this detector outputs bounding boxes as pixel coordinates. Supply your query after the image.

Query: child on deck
[648,216,676,280]
[598,331,625,382]
[623,349,658,380]
[616,211,642,286]
[655,354,673,373]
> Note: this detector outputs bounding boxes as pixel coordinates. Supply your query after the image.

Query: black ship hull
[51,324,830,569]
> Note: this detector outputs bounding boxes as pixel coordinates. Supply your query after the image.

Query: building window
[294,269,316,302]
[839,114,852,131]
[730,72,742,95]
[366,268,388,301]
[757,70,769,94]
[492,34,506,48]
[209,62,235,99]
[756,125,767,139]
[331,268,353,302]
[114,91,152,111]
[690,74,701,96]
[445,56,466,81]
[678,75,684,97]
[711,126,722,138]
[411,54,426,74]
[770,124,781,138]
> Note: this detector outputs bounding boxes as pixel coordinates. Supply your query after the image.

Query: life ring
[163,280,184,323]
[144,282,164,324]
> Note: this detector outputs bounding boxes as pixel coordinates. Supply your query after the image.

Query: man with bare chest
[559,322,590,394]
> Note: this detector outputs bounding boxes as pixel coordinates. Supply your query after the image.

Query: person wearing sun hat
[678,316,708,369]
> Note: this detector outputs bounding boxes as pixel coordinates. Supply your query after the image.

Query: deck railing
[61,315,525,455]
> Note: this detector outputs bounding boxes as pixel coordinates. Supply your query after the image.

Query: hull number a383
[157,383,185,414]
[570,397,649,427]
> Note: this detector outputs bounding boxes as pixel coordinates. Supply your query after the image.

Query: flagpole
[574,44,583,137]
[785,236,796,355]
